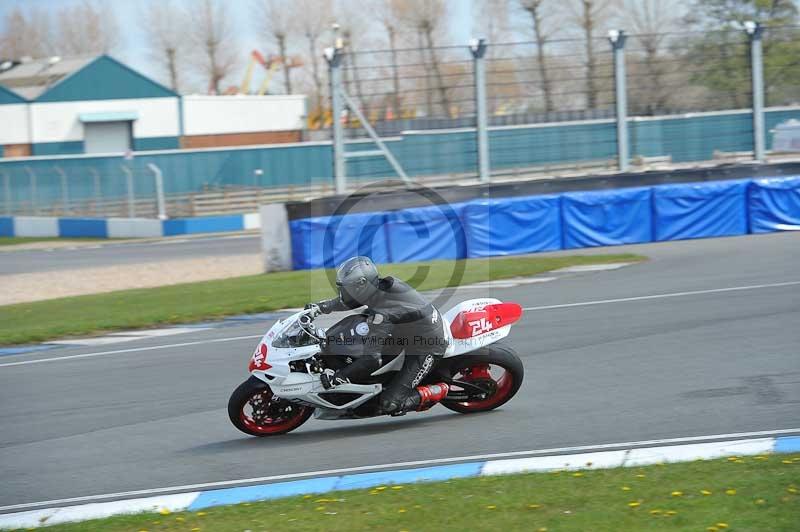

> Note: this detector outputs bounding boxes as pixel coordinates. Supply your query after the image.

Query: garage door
[84,121,132,154]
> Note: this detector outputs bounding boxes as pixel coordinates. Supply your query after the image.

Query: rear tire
[440,343,524,414]
[228,376,314,436]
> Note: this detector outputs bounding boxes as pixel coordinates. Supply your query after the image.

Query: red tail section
[449,302,523,339]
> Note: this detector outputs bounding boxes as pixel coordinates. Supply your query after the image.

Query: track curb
[2,434,799,529]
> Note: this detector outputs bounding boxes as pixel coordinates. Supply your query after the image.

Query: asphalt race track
[0,233,259,275]
[1,232,799,510]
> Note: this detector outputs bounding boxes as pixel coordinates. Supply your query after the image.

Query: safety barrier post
[54,166,69,214]
[2,172,10,216]
[121,165,135,217]
[89,168,101,215]
[745,21,765,162]
[147,163,167,220]
[25,166,37,215]
[470,38,490,183]
[325,43,346,194]
[609,30,629,173]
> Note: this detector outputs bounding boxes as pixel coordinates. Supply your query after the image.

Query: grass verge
[0,253,642,345]
[0,237,109,247]
[33,453,800,531]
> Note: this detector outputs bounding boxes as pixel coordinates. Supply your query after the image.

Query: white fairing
[247,300,516,416]
[442,298,512,357]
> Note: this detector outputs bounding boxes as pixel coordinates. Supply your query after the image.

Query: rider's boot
[403,382,450,412]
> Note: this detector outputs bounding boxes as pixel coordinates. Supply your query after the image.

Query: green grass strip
[0,254,642,345]
[0,237,110,247]
[38,453,800,531]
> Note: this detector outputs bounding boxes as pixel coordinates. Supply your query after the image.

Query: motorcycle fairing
[442,298,522,357]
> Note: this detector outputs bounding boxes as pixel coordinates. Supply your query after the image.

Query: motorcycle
[228,298,525,436]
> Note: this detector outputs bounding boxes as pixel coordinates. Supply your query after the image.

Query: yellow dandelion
[158,508,171,515]
[701,489,712,496]
[486,505,497,510]
[369,490,380,495]
[191,528,200,532]
[716,523,729,529]
[392,486,404,490]
[413,505,422,509]
[636,474,646,478]
[622,486,632,491]
[303,495,312,499]
[782,460,793,464]
[572,472,584,477]
[727,456,739,461]
[666,510,678,516]
[537,528,548,532]
[398,508,407,513]
[755,498,766,505]
[175,517,185,522]
[315,498,329,503]
[725,489,737,495]
[787,487,798,494]
[138,530,148,532]
[707,527,718,532]
[528,504,541,509]
[628,501,641,508]
[793,457,800,462]
[754,455,768,461]
[376,486,387,491]
[671,491,684,497]
[316,506,326,511]
[649,509,662,515]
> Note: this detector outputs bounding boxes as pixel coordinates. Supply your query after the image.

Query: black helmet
[336,256,379,305]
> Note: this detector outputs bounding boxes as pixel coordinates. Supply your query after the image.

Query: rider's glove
[320,369,349,390]
[304,303,321,317]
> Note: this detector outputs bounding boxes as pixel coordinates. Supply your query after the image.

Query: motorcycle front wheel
[440,343,524,414]
[228,376,314,436]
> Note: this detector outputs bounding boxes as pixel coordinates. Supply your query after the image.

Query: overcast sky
[1,0,474,85]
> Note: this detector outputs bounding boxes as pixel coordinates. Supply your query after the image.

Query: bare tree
[294,0,332,111]
[140,0,186,92]
[395,0,451,117]
[519,0,556,112]
[54,0,121,56]
[566,0,617,109]
[0,7,54,59]
[189,0,239,94]
[380,0,404,116]
[254,0,295,94]
[474,0,513,46]
[623,0,682,114]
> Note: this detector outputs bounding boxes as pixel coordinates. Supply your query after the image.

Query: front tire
[228,376,314,436]
[440,343,524,414]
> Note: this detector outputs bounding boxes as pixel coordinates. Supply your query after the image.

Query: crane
[234,51,303,95]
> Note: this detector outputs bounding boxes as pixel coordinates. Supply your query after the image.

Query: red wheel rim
[239,389,309,434]
[453,363,515,410]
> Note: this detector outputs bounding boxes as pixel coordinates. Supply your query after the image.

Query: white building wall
[0,104,30,144]
[29,97,180,143]
[182,95,306,135]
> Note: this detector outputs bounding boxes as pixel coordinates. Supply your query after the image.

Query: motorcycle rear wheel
[440,343,524,414]
[228,376,314,436]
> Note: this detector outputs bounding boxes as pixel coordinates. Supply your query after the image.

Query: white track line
[2,427,798,513]
[2,280,798,369]
[0,335,262,368]
[523,280,800,312]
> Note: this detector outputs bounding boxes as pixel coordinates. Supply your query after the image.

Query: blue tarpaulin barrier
[384,203,468,263]
[287,176,800,270]
[653,180,749,241]
[748,176,800,233]
[290,211,390,270]
[561,187,653,248]
[462,195,562,257]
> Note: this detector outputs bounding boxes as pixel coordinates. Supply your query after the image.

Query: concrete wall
[182,95,306,135]
[29,97,180,148]
[0,103,30,145]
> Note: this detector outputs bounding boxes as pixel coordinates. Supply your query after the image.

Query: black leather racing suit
[317,276,448,413]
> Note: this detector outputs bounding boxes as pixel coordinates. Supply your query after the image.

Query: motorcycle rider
[305,256,450,414]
